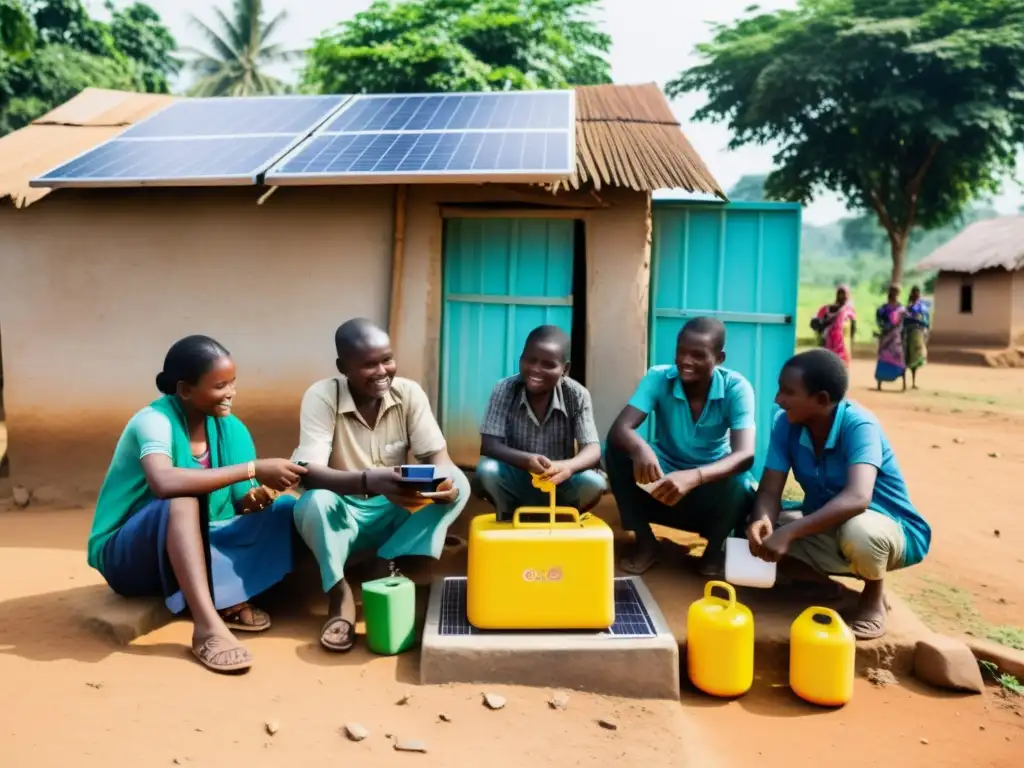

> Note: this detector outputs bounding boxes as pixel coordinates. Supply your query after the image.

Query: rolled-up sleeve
[291,380,337,466]
[573,385,600,446]
[480,379,515,439]
[764,411,792,474]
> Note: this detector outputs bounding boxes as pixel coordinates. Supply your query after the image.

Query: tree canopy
[182,0,300,97]
[0,0,179,135]
[669,0,1024,285]
[0,0,34,57]
[302,0,612,95]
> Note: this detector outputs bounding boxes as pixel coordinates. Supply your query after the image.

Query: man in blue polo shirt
[607,318,756,576]
[747,348,931,640]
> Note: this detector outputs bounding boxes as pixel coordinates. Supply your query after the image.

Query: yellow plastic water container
[467,475,614,630]
[789,606,856,707]
[686,580,754,698]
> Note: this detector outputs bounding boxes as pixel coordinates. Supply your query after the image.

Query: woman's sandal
[192,636,253,674]
[220,603,272,633]
[320,616,356,653]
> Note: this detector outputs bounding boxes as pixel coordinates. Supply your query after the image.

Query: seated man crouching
[746,349,931,640]
[291,318,470,653]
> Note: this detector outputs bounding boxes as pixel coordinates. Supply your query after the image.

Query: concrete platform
[419,575,681,700]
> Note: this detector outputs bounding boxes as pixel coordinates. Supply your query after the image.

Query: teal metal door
[650,202,801,475]
[441,218,575,467]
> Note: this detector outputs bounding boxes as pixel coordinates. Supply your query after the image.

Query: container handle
[808,607,843,627]
[704,580,736,607]
[512,507,582,528]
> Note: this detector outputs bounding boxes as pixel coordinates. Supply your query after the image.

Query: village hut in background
[918,215,1024,351]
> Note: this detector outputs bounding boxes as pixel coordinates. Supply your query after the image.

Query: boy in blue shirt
[747,349,931,640]
[607,318,756,576]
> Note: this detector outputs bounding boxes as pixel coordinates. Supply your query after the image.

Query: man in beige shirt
[292,318,469,653]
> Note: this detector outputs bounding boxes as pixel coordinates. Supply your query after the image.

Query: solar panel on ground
[264,90,576,185]
[30,95,351,189]
[438,577,657,639]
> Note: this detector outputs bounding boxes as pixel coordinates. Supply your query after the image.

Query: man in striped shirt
[474,325,606,521]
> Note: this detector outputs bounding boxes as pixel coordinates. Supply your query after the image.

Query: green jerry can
[361,576,417,655]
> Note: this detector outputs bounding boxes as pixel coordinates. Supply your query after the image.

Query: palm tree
[183,0,302,97]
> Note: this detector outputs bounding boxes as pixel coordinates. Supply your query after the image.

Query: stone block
[74,589,171,645]
[913,634,985,694]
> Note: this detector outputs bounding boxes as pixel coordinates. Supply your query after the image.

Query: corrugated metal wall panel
[649,202,801,476]
[440,218,574,466]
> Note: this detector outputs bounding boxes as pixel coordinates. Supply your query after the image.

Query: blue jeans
[474,457,606,521]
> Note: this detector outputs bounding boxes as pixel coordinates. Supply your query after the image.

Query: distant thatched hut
[918,216,1024,348]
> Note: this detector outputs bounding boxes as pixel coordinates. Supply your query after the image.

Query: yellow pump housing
[467,475,614,630]
[686,580,754,698]
[789,606,856,707]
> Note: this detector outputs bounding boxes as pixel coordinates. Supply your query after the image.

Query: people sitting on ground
[812,284,857,367]
[746,349,931,641]
[291,318,470,653]
[606,317,756,577]
[474,325,605,520]
[874,284,907,391]
[87,335,309,674]
[903,285,929,389]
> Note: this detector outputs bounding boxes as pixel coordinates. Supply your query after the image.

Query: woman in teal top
[89,335,309,674]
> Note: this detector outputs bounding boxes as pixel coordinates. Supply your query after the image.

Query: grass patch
[899,576,1024,651]
[980,661,1024,697]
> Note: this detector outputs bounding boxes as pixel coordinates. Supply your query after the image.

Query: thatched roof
[0,84,723,207]
[918,216,1024,274]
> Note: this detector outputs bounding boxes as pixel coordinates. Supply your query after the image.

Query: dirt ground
[0,358,1022,766]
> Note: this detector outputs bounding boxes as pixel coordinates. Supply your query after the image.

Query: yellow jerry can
[789,606,856,707]
[467,476,614,630]
[686,580,754,698]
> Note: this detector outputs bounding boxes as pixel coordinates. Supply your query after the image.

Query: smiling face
[775,365,831,425]
[338,334,397,401]
[179,355,237,418]
[675,330,724,385]
[519,339,568,395]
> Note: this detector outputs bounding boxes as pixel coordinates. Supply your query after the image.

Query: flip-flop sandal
[191,636,253,674]
[220,603,272,633]
[618,549,660,576]
[848,617,886,640]
[320,616,356,653]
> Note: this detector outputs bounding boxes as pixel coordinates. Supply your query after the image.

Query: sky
[93,0,1023,225]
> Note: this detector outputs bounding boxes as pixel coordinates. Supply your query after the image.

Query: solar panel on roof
[437,577,657,638]
[264,90,575,186]
[30,95,351,189]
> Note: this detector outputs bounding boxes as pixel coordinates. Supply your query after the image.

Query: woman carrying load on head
[86,335,308,674]
[813,284,857,366]
[874,285,908,391]
[903,285,930,389]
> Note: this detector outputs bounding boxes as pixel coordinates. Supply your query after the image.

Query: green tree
[183,0,300,97]
[669,0,1024,286]
[302,0,612,95]
[0,0,177,135]
[107,1,179,94]
[0,0,34,58]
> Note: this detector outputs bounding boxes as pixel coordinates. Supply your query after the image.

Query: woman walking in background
[904,286,930,389]
[813,285,857,366]
[874,285,907,391]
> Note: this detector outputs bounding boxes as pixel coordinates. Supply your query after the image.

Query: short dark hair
[524,324,571,362]
[155,335,231,395]
[783,349,849,403]
[680,317,726,353]
[334,317,389,359]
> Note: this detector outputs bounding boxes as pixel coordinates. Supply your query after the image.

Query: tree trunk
[889,234,907,288]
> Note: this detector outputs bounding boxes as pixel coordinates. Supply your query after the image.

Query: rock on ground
[344,723,368,742]
[913,634,984,694]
